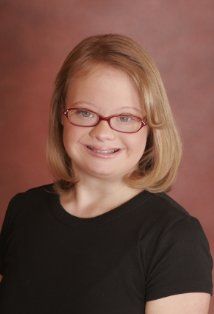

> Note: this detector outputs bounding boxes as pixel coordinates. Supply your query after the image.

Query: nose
[89,120,116,141]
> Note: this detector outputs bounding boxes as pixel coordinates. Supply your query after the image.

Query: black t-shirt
[0,184,213,314]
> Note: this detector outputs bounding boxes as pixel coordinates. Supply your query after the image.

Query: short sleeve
[0,194,22,275]
[144,216,213,301]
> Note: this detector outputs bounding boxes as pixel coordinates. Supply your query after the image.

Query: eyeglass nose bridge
[94,115,114,129]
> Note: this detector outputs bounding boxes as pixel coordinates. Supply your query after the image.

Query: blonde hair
[47,33,182,194]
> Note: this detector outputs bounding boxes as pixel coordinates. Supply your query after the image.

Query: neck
[60,176,143,218]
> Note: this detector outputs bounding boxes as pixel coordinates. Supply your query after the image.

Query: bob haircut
[47,33,182,194]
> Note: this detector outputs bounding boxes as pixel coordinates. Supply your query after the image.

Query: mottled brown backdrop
[0,0,213,311]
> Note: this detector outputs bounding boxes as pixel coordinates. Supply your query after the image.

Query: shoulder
[140,191,194,232]
[9,183,55,204]
[139,191,212,261]
[4,183,56,226]
[145,191,190,218]
[21,183,55,197]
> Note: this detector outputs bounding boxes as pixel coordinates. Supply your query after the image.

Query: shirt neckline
[48,185,152,226]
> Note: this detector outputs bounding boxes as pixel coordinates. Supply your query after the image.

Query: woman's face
[62,64,149,183]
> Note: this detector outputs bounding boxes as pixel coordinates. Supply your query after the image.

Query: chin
[85,167,120,179]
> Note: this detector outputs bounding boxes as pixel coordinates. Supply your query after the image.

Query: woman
[0,34,212,313]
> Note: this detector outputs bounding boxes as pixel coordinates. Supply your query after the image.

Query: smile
[85,145,122,158]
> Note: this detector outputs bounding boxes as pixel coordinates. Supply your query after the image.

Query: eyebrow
[71,101,143,114]
[119,106,142,114]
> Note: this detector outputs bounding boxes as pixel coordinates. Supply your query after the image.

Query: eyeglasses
[63,107,147,133]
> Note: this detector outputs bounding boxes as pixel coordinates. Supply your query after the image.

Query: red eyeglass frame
[63,107,147,134]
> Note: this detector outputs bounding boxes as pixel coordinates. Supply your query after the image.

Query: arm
[0,193,23,279]
[141,216,213,312]
[145,292,211,314]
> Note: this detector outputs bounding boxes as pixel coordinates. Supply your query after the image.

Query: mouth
[85,145,121,157]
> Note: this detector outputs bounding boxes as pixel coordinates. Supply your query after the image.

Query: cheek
[62,125,76,152]
[125,130,148,150]
[62,124,87,148]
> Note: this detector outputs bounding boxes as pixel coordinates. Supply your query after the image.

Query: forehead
[66,64,144,113]
[68,63,136,89]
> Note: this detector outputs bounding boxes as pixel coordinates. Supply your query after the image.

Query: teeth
[95,149,115,154]
[87,146,119,154]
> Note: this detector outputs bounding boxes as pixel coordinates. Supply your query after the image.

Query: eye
[118,115,137,123]
[75,109,95,118]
